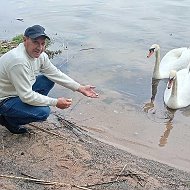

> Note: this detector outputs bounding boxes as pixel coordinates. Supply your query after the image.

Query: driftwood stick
[0,174,93,190]
[79,48,95,51]
[0,174,69,185]
[20,172,38,179]
[72,185,94,190]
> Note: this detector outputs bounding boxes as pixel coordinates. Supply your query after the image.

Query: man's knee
[36,107,50,121]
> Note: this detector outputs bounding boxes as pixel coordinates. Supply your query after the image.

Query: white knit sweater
[0,43,80,106]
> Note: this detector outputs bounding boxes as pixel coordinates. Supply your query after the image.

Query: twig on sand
[85,179,128,188]
[20,172,39,179]
[55,113,87,133]
[29,113,89,142]
[0,174,93,190]
[86,167,146,188]
[116,163,127,181]
[1,137,5,154]
[54,113,88,142]
[85,164,129,188]
[29,123,66,140]
[116,169,146,187]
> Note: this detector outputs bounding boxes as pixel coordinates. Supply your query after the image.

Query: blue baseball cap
[24,25,50,40]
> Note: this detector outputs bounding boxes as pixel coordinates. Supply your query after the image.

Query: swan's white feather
[148,44,190,79]
[164,67,190,109]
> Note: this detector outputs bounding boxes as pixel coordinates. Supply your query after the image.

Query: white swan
[164,67,190,109]
[147,44,190,79]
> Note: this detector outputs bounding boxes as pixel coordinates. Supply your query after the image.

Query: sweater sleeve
[40,53,81,91]
[8,64,58,106]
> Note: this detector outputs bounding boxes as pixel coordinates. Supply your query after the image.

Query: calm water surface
[1,0,190,172]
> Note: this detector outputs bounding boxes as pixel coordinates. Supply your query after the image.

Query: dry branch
[54,113,89,142]
[0,174,93,190]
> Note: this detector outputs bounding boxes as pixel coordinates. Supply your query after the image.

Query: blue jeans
[0,75,54,128]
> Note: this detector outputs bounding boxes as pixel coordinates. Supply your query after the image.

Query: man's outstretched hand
[78,85,99,98]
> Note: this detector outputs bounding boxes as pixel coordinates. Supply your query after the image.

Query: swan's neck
[171,78,177,97]
[167,77,178,108]
[153,49,161,78]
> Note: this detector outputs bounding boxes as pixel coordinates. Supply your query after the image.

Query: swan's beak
[167,78,174,89]
[147,48,155,58]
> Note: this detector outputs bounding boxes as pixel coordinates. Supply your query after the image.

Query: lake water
[1,0,190,172]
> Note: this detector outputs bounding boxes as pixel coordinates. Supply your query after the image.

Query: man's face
[24,36,46,58]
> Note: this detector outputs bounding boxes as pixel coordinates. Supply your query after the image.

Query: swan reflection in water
[143,78,160,113]
[159,107,176,147]
[143,78,176,147]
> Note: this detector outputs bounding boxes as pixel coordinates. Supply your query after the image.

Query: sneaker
[0,115,28,134]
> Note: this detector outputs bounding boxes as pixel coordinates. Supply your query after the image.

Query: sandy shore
[0,112,190,190]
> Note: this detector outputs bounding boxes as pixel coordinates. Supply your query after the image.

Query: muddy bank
[0,111,190,190]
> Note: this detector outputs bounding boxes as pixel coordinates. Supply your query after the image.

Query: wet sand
[57,88,190,173]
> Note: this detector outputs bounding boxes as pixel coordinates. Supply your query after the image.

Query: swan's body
[164,68,190,109]
[147,44,190,79]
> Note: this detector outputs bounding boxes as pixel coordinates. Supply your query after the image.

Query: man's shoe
[0,115,28,134]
